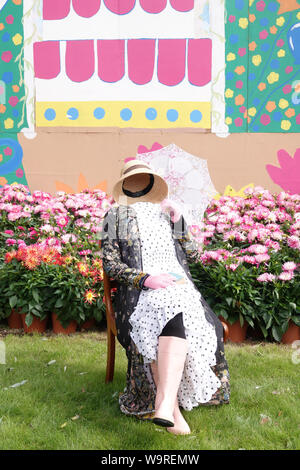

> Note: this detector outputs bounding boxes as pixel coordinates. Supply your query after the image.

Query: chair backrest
[103,271,117,336]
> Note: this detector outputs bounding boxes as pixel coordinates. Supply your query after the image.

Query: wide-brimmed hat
[112,159,169,205]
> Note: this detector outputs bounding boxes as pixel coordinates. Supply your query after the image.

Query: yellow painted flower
[249,0,255,6]
[214,183,255,200]
[4,118,14,129]
[235,65,245,75]
[248,107,257,117]
[281,120,291,131]
[239,18,248,29]
[225,88,234,98]
[267,72,279,84]
[227,52,236,61]
[297,12,300,20]
[225,117,232,125]
[12,33,22,46]
[252,55,262,66]
[279,99,289,109]
[277,49,285,58]
[276,17,285,27]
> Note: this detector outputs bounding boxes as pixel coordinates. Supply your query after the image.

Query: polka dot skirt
[129,202,221,411]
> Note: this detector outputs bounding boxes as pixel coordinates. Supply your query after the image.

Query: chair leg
[105,327,116,384]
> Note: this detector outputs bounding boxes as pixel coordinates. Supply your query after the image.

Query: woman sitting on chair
[101,159,230,435]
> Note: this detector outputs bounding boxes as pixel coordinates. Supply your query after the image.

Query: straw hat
[112,159,169,205]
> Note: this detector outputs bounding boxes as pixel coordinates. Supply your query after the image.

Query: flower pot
[52,313,77,334]
[80,318,96,331]
[8,309,23,329]
[21,313,48,333]
[281,321,300,344]
[219,317,248,343]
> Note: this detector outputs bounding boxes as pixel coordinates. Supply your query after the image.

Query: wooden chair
[103,271,229,383]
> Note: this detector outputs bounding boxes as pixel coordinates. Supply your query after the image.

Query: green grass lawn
[0,327,299,450]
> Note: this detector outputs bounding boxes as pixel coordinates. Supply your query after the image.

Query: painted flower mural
[266,148,300,194]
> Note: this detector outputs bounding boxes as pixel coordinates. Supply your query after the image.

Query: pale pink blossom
[257,273,276,282]
[248,244,268,254]
[287,236,300,250]
[254,253,270,264]
[282,262,297,271]
[278,271,294,281]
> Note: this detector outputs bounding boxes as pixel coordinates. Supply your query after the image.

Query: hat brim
[112,169,168,205]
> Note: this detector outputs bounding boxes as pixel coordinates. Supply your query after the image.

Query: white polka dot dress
[129,202,221,410]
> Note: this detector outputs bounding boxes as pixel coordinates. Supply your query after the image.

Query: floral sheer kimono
[101,204,230,418]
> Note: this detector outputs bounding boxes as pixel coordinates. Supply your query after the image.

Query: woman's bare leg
[150,338,191,434]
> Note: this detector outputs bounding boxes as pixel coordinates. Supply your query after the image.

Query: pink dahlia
[287,236,300,249]
[278,271,294,281]
[56,215,69,228]
[254,254,270,264]
[257,273,276,282]
[282,262,297,271]
[248,244,268,254]
[6,238,17,246]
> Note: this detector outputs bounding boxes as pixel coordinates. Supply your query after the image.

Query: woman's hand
[143,274,177,289]
[161,198,182,223]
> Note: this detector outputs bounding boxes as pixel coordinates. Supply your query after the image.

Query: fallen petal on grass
[4,379,28,390]
[71,415,80,421]
[47,360,56,366]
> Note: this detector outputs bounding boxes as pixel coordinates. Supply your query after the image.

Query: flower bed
[189,187,300,342]
[0,184,114,330]
[0,183,299,342]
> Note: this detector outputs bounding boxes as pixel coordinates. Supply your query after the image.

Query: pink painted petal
[170,0,194,12]
[140,0,167,13]
[43,0,71,20]
[188,39,212,86]
[138,142,163,154]
[277,149,294,171]
[294,148,300,163]
[266,164,300,194]
[157,39,186,86]
[66,41,94,82]
[34,41,61,79]
[97,40,125,82]
[72,0,101,17]
[266,164,290,190]
[128,39,155,85]
[103,0,135,15]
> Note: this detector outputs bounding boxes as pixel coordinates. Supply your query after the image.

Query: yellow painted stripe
[36,101,211,129]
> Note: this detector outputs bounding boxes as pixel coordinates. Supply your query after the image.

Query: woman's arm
[101,207,150,290]
[172,215,201,264]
